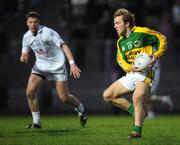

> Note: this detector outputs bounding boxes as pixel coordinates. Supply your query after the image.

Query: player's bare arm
[61,43,81,78]
[20,52,29,63]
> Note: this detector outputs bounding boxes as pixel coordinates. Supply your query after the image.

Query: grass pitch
[0,115,180,145]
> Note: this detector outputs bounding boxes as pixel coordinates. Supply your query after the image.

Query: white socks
[147,111,155,119]
[75,103,84,114]
[32,111,41,124]
[78,103,85,113]
[161,96,171,103]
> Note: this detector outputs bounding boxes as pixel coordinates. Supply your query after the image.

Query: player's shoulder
[133,26,152,33]
[40,25,50,31]
[23,30,33,42]
[41,25,57,35]
[133,26,161,37]
[39,25,50,33]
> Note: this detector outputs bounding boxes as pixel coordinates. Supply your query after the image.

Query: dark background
[0,0,180,115]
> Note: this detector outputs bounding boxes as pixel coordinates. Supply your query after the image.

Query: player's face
[26,17,39,34]
[114,16,128,36]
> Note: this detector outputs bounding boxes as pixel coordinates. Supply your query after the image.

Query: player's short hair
[26,11,40,20]
[113,8,135,27]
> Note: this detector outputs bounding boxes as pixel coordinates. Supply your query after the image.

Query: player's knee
[133,95,143,106]
[60,96,68,103]
[26,89,35,99]
[103,90,112,103]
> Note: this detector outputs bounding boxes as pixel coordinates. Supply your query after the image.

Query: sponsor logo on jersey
[134,40,141,47]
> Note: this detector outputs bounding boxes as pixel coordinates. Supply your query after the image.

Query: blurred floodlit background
[0,0,180,115]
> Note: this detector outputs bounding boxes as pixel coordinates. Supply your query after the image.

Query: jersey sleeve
[47,28,65,48]
[143,27,167,58]
[22,35,30,53]
[153,31,167,58]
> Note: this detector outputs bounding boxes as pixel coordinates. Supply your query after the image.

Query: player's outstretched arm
[61,43,81,78]
[20,52,29,64]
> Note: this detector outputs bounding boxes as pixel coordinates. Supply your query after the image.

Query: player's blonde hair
[113,8,135,27]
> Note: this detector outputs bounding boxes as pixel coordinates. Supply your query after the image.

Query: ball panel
[134,53,151,70]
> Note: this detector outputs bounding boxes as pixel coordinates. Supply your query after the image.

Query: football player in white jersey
[146,62,173,118]
[20,11,87,128]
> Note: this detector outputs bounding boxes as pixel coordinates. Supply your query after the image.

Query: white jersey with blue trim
[22,25,66,73]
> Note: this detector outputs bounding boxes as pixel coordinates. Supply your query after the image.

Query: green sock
[132,125,142,134]
[127,103,134,116]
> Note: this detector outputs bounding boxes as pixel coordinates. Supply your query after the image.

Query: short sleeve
[22,35,30,53]
[47,28,65,48]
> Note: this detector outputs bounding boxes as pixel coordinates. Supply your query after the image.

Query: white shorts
[119,61,160,92]
[31,64,67,81]
[119,71,157,93]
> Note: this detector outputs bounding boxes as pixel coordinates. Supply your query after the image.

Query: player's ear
[26,20,29,26]
[125,22,130,27]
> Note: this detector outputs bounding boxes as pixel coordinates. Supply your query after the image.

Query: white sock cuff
[32,111,40,115]
[77,103,84,113]
[32,111,40,124]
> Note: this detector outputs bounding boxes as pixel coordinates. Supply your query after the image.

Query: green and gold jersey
[116,26,167,73]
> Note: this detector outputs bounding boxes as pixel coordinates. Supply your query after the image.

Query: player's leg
[150,95,174,111]
[103,80,134,115]
[145,97,155,119]
[146,66,160,118]
[128,81,150,138]
[145,61,160,118]
[55,81,87,126]
[25,74,44,128]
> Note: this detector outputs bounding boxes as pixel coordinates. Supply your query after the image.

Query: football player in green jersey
[103,8,167,139]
